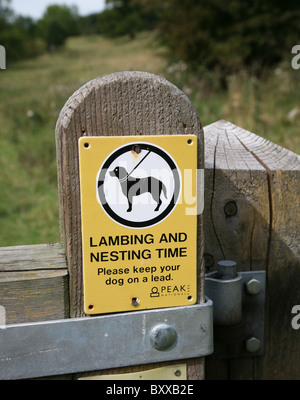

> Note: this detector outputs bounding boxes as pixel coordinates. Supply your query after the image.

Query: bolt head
[204,253,214,271]
[246,279,262,295]
[224,201,238,217]
[150,324,177,351]
[245,337,261,353]
[131,297,139,306]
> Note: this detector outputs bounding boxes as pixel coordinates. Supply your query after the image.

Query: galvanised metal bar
[0,300,213,380]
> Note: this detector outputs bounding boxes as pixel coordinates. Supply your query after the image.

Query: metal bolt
[246,279,262,295]
[174,369,181,377]
[131,297,139,307]
[204,253,214,271]
[224,201,238,217]
[132,145,142,154]
[245,337,261,353]
[149,324,177,351]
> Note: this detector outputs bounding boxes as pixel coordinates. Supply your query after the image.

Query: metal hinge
[0,301,213,380]
[205,260,266,359]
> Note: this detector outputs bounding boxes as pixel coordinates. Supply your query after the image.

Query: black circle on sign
[97,142,181,228]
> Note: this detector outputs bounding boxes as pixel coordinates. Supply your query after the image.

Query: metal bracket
[205,261,266,359]
[0,300,213,380]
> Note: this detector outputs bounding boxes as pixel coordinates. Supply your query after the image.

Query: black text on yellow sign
[78,135,200,314]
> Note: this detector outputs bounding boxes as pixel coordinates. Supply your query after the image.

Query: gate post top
[55,71,204,317]
[56,71,202,139]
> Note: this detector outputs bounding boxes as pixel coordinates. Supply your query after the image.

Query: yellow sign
[79,135,199,314]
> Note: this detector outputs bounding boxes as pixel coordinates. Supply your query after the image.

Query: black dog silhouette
[109,166,167,212]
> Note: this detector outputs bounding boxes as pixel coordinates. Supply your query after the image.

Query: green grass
[203,67,300,152]
[165,61,300,153]
[0,33,299,246]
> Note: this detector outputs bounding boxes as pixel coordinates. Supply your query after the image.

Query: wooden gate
[0,72,299,380]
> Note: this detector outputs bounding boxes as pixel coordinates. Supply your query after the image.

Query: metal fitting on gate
[205,260,266,359]
[205,260,243,326]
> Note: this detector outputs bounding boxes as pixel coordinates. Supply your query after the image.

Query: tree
[0,0,13,30]
[136,0,300,77]
[79,13,103,36]
[0,1,44,63]
[37,5,80,50]
[99,0,157,39]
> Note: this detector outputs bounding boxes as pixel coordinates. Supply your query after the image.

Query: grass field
[0,33,299,246]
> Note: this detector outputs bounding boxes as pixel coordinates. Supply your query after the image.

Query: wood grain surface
[0,243,69,324]
[203,120,300,379]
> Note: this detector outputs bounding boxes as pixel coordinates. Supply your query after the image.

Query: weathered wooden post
[203,120,300,379]
[55,71,207,379]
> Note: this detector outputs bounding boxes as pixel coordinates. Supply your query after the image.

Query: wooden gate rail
[0,243,69,324]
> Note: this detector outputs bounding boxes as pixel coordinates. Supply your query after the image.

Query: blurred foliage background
[0,0,299,246]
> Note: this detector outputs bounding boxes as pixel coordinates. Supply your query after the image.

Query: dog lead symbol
[109,149,167,212]
[97,141,181,229]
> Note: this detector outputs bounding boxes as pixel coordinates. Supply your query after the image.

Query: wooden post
[0,243,69,325]
[55,71,205,379]
[203,120,300,379]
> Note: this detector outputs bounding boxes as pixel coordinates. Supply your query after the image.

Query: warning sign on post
[79,135,200,315]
